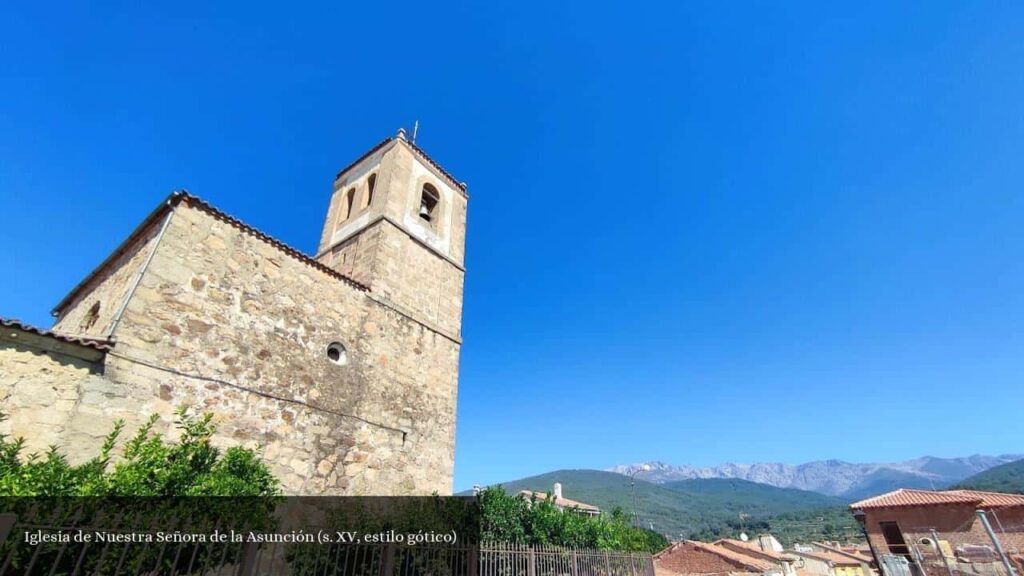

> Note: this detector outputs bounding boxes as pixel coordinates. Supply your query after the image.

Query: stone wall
[316,139,468,342]
[104,202,459,495]
[52,217,163,339]
[0,333,114,459]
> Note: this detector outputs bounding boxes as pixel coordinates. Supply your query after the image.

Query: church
[0,130,467,495]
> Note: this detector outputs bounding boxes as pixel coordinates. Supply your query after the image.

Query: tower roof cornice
[334,136,468,196]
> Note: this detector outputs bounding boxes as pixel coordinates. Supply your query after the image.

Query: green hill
[471,469,860,545]
[953,459,1024,494]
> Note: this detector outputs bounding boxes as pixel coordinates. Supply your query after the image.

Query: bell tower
[316,130,468,341]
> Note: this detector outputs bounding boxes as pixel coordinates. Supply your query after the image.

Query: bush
[0,407,280,497]
[478,486,667,553]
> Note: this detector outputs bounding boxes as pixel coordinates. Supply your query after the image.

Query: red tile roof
[810,543,873,564]
[946,490,1024,508]
[714,540,796,563]
[1,317,113,351]
[792,550,863,566]
[655,541,776,573]
[850,488,1024,510]
[53,190,368,316]
[696,541,778,572]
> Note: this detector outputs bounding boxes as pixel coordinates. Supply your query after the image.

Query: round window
[327,342,347,365]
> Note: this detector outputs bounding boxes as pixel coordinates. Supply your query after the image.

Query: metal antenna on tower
[412,120,419,143]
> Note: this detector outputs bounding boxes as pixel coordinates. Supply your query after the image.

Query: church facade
[0,131,467,495]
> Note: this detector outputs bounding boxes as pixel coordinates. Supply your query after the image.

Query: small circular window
[327,342,347,365]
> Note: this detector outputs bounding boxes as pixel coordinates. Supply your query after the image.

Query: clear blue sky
[2,2,1023,492]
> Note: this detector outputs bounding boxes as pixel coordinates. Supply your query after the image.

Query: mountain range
[608,454,1023,499]
[466,469,854,543]
[470,456,1023,543]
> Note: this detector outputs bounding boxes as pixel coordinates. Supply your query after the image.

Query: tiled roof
[334,135,468,193]
[714,540,796,563]
[793,550,862,566]
[1,317,113,351]
[849,489,983,510]
[655,540,774,574]
[695,541,777,572]
[810,543,873,564]
[53,190,368,316]
[517,490,600,512]
[945,490,1024,508]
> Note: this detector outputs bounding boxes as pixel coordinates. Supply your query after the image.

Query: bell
[419,204,432,221]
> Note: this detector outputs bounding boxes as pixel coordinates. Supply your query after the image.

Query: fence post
[380,542,396,576]
[0,514,15,545]
[235,541,259,576]
[604,550,611,576]
[528,546,536,576]
[571,549,579,576]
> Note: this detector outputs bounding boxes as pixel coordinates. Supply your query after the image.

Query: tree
[477,486,668,553]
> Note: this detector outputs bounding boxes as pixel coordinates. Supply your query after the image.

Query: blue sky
[2,2,1024,492]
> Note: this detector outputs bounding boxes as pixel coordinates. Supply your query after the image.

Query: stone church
[0,130,467,495]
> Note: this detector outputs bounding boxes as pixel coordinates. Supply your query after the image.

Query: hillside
[953,459,1024,494]
[472,469,859,544]
[610,454,1023,497]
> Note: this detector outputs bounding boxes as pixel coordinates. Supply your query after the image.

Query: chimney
[472,485,482,496]
[553,482,563,500]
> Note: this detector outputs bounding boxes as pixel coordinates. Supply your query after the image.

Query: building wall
[317,139,467,341]
[52,217,164,339]
[834,565,864,576]
[863,506,1024,555]
[796,556,833,576]
[0,333,114,459]
[10,201,460,496]
[862,506,1024,576]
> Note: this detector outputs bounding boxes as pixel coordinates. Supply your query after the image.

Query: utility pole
[629,464,651,527]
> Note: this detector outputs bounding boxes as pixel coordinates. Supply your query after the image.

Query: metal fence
[0,515,653,576]
[479,542,654,576]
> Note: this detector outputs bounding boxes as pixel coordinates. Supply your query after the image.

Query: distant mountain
[468,469,856,543]
[609,455,1023,498]
[954,459,1024,494]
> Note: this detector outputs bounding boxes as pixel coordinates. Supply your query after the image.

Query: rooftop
[517,490,600,512]
[1,317,112,351]
[714,539,797,563]
[792,550,863,567]
[53,190,368,317]
[850,488,1024,510]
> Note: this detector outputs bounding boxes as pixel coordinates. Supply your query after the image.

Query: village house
[807,542,875,574]
[518,482,601,516]
[714,539,800,576]
[850,488,1024,576]
[791,548,869,576]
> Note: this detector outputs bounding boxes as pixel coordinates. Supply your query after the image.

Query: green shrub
[0,407,279,497]
[478,486,667,553]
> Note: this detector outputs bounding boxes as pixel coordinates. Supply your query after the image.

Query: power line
[106,350,408,442]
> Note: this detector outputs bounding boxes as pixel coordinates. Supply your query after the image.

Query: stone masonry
[0,133,468,495]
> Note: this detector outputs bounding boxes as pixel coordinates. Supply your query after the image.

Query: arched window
[81,301,100,332]
[419,183,440,224]
[365,173,377,209]
[343,188,356,220]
